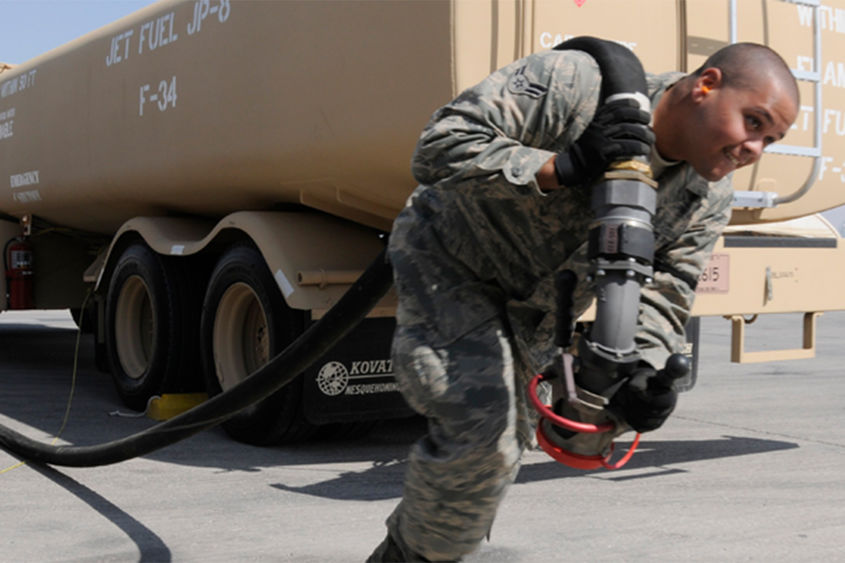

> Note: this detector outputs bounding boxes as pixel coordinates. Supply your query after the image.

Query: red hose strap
[536,423,609,469]
[536,424,641,471]
[528,373,614,433]
[601,432,640,470]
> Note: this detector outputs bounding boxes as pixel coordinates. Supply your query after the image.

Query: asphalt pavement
[1,309,844,562]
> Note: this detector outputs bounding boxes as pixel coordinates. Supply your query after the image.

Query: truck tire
[200,244,317,445]
[105,243,195,411]
[316,420,377,441]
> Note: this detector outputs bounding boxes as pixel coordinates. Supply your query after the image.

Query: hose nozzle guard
[528,368,640,471]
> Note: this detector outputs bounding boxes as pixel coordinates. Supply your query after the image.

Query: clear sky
[1,0,157,65]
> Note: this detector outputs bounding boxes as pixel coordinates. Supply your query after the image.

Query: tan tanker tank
[0,0,457,234]
[4,0,844,235]
[2,0,845,443]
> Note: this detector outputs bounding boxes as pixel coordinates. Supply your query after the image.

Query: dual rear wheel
[105,242,317,444]
[105,244,194,411]
[200,244,318,444]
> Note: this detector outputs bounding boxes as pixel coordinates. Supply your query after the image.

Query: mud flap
[301,317,414,424]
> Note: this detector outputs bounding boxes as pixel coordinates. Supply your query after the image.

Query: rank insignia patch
[508,66,548,98]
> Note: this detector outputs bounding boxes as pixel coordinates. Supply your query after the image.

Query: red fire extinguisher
[5,237,33,310]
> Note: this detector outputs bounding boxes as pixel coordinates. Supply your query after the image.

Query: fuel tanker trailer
[3,0,845,447]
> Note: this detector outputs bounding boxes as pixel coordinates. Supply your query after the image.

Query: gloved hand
[554,98,654,189]
[609,362,678,432]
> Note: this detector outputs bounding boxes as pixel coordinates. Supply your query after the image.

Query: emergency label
[12,190,42,203]
[10,170,39,188]
[697,253,729,293]
[10,169,42,204]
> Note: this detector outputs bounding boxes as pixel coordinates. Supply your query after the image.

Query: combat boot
[366,532,431,562]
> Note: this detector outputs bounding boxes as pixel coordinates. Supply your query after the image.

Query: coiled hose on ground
[0,249,393,467]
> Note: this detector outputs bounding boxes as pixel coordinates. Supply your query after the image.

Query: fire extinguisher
[4,237,34,310]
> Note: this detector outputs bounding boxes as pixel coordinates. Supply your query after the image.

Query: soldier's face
[688,74,797,182]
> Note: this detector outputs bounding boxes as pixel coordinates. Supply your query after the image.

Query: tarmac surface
[1,309,844,562]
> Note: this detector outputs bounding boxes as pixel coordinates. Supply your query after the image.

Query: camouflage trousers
[384,203,538,561]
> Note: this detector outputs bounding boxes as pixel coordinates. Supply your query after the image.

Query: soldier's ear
[693,68,722,101]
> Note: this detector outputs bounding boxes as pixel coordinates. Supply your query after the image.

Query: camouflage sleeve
[410,50,601,193]
[635,177,733,370]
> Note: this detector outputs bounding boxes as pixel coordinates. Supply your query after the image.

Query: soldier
[369,41,799,562]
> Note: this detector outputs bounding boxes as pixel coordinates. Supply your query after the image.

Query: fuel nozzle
[530,36,666,470]
[530,349,690,471]
[529,161,660,470]
[528,271,635,470]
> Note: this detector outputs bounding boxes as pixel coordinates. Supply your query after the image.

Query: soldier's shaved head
[652,41,799,180]
[692,42,799,106]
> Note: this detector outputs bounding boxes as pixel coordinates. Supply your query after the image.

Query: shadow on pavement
[25,461,172,562]
[269,434,799,501]
[0,318,800,485]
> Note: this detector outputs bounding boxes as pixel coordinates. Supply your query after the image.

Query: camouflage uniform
[384,49,732,561]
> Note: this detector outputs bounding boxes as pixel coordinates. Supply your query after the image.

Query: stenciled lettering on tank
[538,31,636,52]
[11,190,41,203]
[793,105,845,138]
[817,156,845,184]
[188,0,231,36]
[9,169,42,204]
[797,4,845,34]
[797,55,845,91]
[138,12,179,56]
[105,0,231,68]
[105,29,134,67]
[138,76,177,117]
[0,107,14,140]
[0,70,37,100]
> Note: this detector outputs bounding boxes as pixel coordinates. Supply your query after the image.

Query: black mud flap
[301,317,414,424]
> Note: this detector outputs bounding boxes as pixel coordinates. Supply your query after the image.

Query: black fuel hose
[553,36,648,103]
[0,248,393,467]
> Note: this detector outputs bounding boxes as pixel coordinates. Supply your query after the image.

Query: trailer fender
[95,211,395,314]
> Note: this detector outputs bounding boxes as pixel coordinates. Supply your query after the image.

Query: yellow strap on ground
[145,393,208,421]
[0,461,26,474]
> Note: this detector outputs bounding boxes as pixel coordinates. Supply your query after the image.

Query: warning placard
[697,253,729,293]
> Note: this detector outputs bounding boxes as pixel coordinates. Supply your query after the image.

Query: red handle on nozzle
[527,373,614,433]
[529,372,641,470]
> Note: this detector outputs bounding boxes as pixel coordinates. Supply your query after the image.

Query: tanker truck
[2,0,845,446]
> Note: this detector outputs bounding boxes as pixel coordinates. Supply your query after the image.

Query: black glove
[554,98,654,189]
[609,362,678,432]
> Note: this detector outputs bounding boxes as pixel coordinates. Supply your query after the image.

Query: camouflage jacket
[406,49,733,371]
